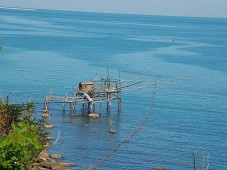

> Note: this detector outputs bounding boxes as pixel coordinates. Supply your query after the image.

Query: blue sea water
[0,8,227,169]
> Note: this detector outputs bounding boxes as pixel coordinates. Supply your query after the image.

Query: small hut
[78,82,94,93]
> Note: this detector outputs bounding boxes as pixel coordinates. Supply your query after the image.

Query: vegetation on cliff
[0,97,46,169]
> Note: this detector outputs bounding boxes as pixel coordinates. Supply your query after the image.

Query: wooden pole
[118,97,121,112]
[99,102,102,113]
[116,80,121,112]
[62,102,66,114]
[44,100,49,111]
[107,92,110,111]
[70,102,73,114]
[106,76,111,111]
[82,103,85,113]
[93,102,95,113]
[88,102,92,113]
[74,101,76,114]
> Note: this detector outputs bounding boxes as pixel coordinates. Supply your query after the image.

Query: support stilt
[44,101,49,111]
[88,102,93,113]
[74,101,76,114]
[70,102,75,114]
[107,92,110,111]
[42,100,49,118]
[93,103,96,113]
[118,97,121,112]
[82,103,85,113]
[62,102,66,113]
[99,102,102,113]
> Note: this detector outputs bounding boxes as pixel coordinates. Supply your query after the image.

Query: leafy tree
[0,97,46,169]
[0,122,43,169]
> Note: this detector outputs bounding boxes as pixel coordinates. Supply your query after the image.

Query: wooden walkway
[43,78,122,114]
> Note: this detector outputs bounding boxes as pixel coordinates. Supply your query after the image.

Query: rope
[120,70,152,82]
[92,80,157,170]
[119,80,143,90]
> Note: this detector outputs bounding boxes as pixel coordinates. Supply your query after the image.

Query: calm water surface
[0,9,227,169]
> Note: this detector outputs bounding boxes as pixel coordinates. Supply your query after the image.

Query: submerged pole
[99,102,102,113]
[116,79,121,112]
[88,102,93,113]
[118,97,121,112]
[62,102,66,113]
[93,102,96,113]
[106,92,110,111]
[70,102,73,114]
[82,103,85,113]
[74,101,76,114]
[44,100,49,111]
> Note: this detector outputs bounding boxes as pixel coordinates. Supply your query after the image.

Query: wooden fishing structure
[43,76,122,115]
[42,69,190,116]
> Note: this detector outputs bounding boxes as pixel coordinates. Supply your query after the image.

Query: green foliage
[4,103,24,118]
[0,97,46,169]
[0,103,25,134]
[0,99,37,134]
[0,121,44,169]
[0,97,3,108]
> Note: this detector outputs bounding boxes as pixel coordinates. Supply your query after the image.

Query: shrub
[0,121,44,169]
[0,98,45,169]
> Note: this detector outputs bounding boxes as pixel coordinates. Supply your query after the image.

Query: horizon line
[0,6,37,11]
[1,5,226,20]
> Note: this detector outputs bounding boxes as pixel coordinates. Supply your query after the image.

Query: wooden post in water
[71,101,76,114]
[93,102,95,113]
[118,97,121,112]
[106,92,109,111]
[70,102,72,114]
[44,100,49,111]
[105,68,110,112]
[117,69,121,112]
[92,92,96,113]
[99,102,102,113]
[82,103,84,113]
[106,74,111,112]
[88,102,92,113]
[74,100,76,114]
[62,102,66,114]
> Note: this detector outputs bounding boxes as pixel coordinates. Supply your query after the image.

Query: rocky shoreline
[32,149,74,170]
[36,112,75,170]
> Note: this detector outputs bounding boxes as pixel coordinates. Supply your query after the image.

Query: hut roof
[81,81,94,85]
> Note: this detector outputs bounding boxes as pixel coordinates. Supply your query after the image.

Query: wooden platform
[43,77,122,114]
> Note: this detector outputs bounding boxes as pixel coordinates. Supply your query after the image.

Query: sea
[0,8,227,170]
